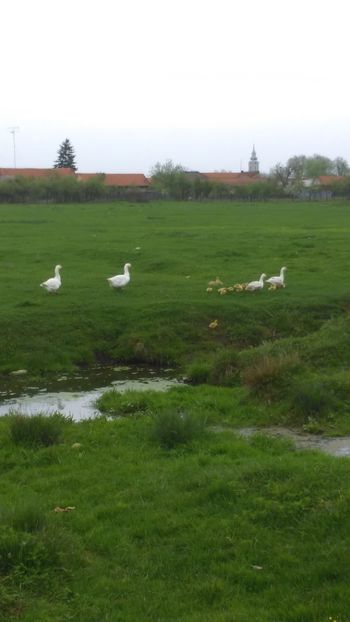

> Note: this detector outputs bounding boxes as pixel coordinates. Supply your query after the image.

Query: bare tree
[333,157,350,176]
[270,163,292,188]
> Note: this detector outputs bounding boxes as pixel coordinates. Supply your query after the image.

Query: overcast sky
[1,0,349,174]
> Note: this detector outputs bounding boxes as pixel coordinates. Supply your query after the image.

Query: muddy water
[2,371,350,457]
[0,365,180,421]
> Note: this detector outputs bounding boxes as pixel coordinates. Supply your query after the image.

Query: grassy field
[1,199,350,431]
[1,412,350,621]
[2,199,350,620]
[0,199,349,373]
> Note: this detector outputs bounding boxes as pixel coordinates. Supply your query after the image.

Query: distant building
[76,173,149,188]
[0,168,150,188]
[183,148,262,187]
[0,167,75,180]
[77,173,150,187]
[248,145,259,173]
[201,171,262,186]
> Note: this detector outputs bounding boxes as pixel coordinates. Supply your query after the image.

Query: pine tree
[54,138,77,171]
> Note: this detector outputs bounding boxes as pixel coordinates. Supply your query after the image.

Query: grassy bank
[0,200,350,375]
[1,411,350,621]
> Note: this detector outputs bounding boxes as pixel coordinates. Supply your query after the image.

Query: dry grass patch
[241,352,300,392]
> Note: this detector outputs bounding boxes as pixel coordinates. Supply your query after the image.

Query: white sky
[1,0,349,174]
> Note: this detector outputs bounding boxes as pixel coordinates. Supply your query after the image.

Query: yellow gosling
[209,320,219,329]
[208,277,223,287]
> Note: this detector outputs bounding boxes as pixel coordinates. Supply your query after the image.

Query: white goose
[40,265,62,292]
[266,266,287,288]
[245,273,266,292]
[107,263,131,290]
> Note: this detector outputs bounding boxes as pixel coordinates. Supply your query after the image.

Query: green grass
[1,413,350,621]
[2,199,350,619]
[0,200,350,375]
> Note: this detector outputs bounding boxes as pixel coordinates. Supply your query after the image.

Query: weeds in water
[96,389,156,416]
[186,361,211,384]
[151,409,206,449]
[9,412,70,447]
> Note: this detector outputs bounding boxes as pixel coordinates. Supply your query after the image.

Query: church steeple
[249,145,259,173]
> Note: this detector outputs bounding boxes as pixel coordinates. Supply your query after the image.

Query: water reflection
[0,366,179,421]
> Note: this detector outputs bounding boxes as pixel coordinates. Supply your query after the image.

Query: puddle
[235,426,350,458]
[0,366,180,421]
[3,372,350,457]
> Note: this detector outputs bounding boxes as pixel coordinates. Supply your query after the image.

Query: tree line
[0,174,158,203]
[150,156,350,200]
[270,154,350,190]
[1,138,350,202]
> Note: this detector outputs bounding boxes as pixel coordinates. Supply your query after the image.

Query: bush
[241,352,300,393]
[151,409,206,449]
[9,413,70,447]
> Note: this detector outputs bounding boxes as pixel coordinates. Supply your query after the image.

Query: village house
[76,173,150,188]
[0,167,74,180]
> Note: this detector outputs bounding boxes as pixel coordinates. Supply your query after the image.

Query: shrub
[151,409,206,449]
[241,352,300,393]
[9,413,70,447]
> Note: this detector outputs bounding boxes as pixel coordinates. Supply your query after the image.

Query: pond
[0,365,180,421]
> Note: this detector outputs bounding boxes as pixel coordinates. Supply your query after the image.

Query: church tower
[248,145,259,173]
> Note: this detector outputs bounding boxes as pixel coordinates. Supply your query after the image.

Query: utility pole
[8,127,20,168]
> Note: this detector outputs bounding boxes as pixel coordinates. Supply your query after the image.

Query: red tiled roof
[318,175,344,186]
[202,172,262,186]
[0,167,75,178]
[77,173,150,187]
